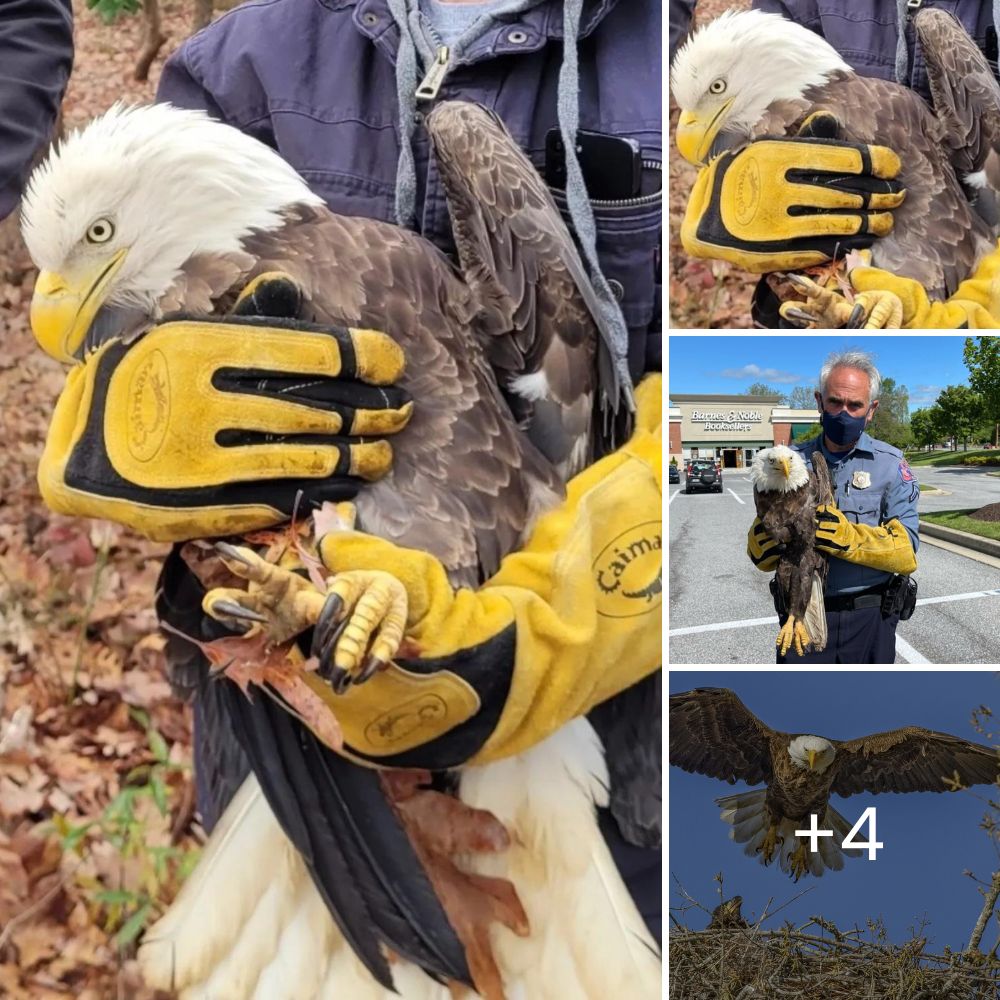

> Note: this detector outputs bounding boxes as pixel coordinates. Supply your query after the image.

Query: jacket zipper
[588,159,662,209]
[416,45,451,102]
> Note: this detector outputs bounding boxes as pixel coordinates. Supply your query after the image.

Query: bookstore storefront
[667,394,820,469]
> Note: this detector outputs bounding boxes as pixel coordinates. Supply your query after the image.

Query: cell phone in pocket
[544,128,643,200]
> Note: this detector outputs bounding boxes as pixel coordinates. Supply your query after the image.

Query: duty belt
[823,584,888,612]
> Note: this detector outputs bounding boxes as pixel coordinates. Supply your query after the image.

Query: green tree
[910,406,944,450]
[792,423,822,443]
[869,376,911,449]
[746,382,788,403]
[936,385,982,451]
[787,385,817,409]
[964,337,1000,447]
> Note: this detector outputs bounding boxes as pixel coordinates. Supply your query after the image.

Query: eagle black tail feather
[219,678,473,990]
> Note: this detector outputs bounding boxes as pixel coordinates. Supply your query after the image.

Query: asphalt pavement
[667,464,1000,665]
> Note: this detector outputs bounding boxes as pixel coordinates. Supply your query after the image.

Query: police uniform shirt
[792,431,919,596]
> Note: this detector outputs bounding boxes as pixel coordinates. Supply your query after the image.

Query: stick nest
[669,923,1000,1000]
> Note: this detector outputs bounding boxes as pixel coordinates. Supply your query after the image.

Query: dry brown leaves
[1,4,211,997]
[381,770,529,1000]
[668,0,755,329]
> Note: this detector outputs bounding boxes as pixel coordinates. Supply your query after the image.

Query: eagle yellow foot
[204,541,328,644]
[204,542,408,692]
[311,571,408,693]
[789,841,811,881]
[775,615,812,657]
[758,823,781,865]
[779,274,904,329]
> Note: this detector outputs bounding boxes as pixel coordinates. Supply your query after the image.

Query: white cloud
[716,363,803,384]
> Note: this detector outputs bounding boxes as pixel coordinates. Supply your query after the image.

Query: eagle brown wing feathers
[669,688,779,787]
[913,8,1000,182]
[833,727,998,796]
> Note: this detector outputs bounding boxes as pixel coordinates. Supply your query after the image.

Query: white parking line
[915,588,1000,606]
[727,489,745,505]
[894,636,931,664]
[669,489,682,505]
[668,588,1000,637]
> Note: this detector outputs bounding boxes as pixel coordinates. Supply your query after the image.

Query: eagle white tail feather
[458,718,662,999]
[803,572,827,653]
[138,776,444,999]
[139,722,660,999]
[717,790,859,877]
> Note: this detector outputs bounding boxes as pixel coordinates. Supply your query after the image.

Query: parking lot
[667,464,1000,664]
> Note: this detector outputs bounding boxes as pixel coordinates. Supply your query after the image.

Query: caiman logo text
[126,349,170,462]
[593,521,662,619]
[364,693,449,748]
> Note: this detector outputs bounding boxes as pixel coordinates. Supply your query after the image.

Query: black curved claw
[328,666,353,695]
[311,593,345,667]
[846,302,866,329]
[210,598,268,623]
[356,656,384,685]
[214,541,254,566]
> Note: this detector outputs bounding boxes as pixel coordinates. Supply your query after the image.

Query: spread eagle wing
[425,101,628,472]
[913,8,1000,182]
[832,727,999,796]
[669,687,778,786]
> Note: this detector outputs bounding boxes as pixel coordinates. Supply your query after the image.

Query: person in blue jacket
[747,350,919,664]
[0,0,73,221]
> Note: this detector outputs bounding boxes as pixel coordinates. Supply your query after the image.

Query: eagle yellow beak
[30,249,128,363]
[807,749,817,770]
[779,457,791,480]
[675,101,733,167]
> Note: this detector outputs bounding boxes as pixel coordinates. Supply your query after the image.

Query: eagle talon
[210,598,269,624]
[776,615,813,657]
[789,841,810,881]
[758,823,781,865]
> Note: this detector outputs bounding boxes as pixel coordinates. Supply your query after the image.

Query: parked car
[685,459,723,494]
[669,464,680,484]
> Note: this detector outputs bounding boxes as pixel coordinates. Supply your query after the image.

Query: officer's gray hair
[819,350,881,403]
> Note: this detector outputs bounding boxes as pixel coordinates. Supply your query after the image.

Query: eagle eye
[86,218,115,244]
[709,78,727,95]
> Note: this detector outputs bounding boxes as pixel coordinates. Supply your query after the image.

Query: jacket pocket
[551,161,662,375]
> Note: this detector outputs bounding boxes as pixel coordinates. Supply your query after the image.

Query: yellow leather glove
[681,127,904,273]
[37,276,412,541]
[300,375,663,768]
[747,516,780,571]
[814,504,917,574]
[848,244,1000,328]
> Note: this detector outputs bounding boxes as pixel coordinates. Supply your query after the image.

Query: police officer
[747,350,919,663]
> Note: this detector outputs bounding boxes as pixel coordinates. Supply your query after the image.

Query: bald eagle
[670,7,1000,299]
[750,445,831,657]
[670,688,1000,880]
[21,103,659,997]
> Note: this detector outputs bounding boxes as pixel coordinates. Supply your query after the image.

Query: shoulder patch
[899,459,914,482]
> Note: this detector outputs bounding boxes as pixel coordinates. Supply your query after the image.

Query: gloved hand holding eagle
[19,93,659,999]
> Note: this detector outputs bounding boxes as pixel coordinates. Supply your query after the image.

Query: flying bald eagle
[749,445,831,657]
[670,688,1000,881]
[21,103,658,997]
[670,7,1000,300]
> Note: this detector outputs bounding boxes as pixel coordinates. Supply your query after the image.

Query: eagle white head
[750,445,809,493]
[21,102,323,363]
[670,9,850,165]
[788,734,836,773]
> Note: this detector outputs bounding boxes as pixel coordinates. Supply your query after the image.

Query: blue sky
[668,334,973,411]
[669,671,1000,949]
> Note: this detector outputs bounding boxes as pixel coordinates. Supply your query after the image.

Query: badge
[899,460,914,483]
[852,470,871,489]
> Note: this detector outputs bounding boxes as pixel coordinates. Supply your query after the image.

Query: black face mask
[820,407,871,447]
